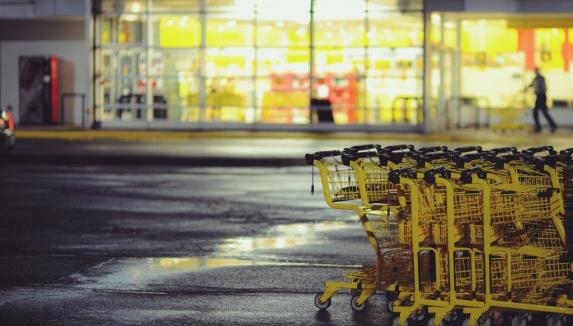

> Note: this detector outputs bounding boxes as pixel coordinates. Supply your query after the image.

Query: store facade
[92,0,428,131]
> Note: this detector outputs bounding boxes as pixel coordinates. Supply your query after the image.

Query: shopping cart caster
[388,300,398,313]
[461,313,493,326]
[509,312,532,326]
[350,295,367,312]
[427,310,462,326]
[546,313,568,326]
[410,308,430,324]
[314,293,331,310]
[391,311,430,326]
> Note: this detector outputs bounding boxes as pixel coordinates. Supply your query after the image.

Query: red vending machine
[18,55,59,125]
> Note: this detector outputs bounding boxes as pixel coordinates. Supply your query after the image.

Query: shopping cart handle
[344,144,379,152]
[424,168,451,184]
[454,153,486,168]
[382,144,415,153]
[483,147,518,162]
[488,147,518,155]
[378,152,408,166]
[341,151,377,165]
[389,168,417,184]
[522,146,557,156]
[417,146,448,154]
[410,153,427,168]
[494,154,524,169]
[453,146,483,154]
[423,152,454,162]
[533,156,558,170]
[304,150,341,165]
[559,148,573,165]
[460,167,487,183]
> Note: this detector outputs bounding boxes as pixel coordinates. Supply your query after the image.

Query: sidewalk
[4,128,573,167]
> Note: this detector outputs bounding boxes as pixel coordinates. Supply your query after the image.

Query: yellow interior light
[131,2,142,13]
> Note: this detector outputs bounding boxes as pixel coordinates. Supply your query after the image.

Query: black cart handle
[341,151,377,166]
[424,167,452,184]
[344,144,379,152]
[523,146,556,156]
[417,146,448,155]
[453,146,483,154]
[454,152,486,168]
[494,154,524,169]
[389,168,417,184]
[460,167,487,184]
[382,144,415,153]
[304,150,341,165]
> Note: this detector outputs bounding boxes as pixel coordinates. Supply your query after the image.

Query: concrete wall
[0,40,88,125]
[0,19,84,41]
[0,0,86,18]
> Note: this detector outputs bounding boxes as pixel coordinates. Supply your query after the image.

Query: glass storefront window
[152,15,201,48]
[100,0,146,14]
[206,18,254,47]
[149,50,200,121]
[118,16,144,44]
[314,0,365,47]
[536,28,565,70]
[95,0,425,127]
[368,12,423,48]
[206,48,254,77]
[206,77,254,123]
[257,0,311,20]
[149,0,201,13]
[101,17,113,44]
[257,74,310,124]
[257,21,309,47]
[257,48,310,75]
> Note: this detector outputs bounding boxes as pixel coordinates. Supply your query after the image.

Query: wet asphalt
[2,135,572,325]
[0,163,394,325]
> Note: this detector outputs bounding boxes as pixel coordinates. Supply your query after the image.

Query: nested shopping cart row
[305,144,573,326]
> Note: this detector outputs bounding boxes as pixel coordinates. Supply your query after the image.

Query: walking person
[526,67,557,133]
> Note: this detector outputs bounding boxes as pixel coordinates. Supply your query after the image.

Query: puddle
[72,220,355,290]
[217,221,351,256]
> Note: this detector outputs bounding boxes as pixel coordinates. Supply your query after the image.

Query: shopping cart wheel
[388,300,397,313]
[435,310,462,326]
[476,313,493,326]
[546,313,567,326]
[392,316,410,326]
[314,293,331,310]
[350,295,367,312]
[461,314,493,326]
[510,312,532,326]
[410,308,430,324]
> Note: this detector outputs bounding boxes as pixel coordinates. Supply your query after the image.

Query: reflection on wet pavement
[217,221,351,257]
[72,220,355,290]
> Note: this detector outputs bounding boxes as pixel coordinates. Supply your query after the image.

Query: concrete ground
[0,129,571,325]
[0,163,398,325]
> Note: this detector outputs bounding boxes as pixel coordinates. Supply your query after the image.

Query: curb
[1,153,306,167]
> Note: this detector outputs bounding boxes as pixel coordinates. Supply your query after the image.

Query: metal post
[421,1,431,133]
[89,0,101,129]
[363,0,369,127]
[145,0,153,127]
[252,1,258,127]
[198,0,207,126]
[309,0,315,124]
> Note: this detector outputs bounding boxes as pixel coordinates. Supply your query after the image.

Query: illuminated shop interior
[458,17,573,109]
[94,1,573,129]
[95,0,424,127]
